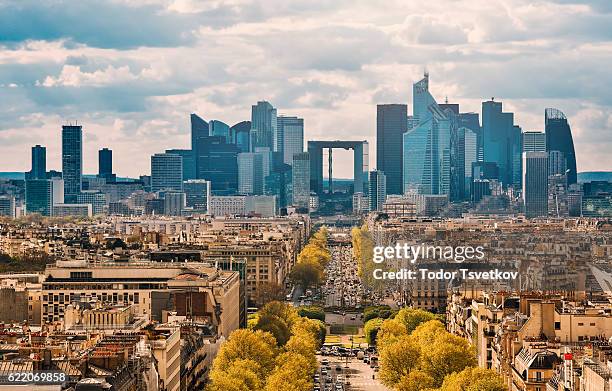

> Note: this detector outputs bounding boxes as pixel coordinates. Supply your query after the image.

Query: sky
[0,0,611,178]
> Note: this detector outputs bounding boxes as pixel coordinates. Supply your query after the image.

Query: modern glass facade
[238,152,264,195]
[62,125,83,202]
[165,149,195,181]
[183,179,211,212]
[278,116,304,165]
[368,170,386,211]
[522,151,549,218]
[230,121,251,153]
[377,104,407,195]
[191,113,209,177]
[251,101,277,151]
[25,178,64,216]
[151,153,183,192]
[210,120,231,143]
[482,100,519,189]
[194,136,239,195]
[31,145,46,179]
[292,152,310,208]
[545,108,577,185]
[98,148,114,182]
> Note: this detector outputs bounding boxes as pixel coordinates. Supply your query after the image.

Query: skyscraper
[251,101,277,151]
[151,153,183,192]
[62,124,83,202]
[165,149,195,181]
[98,148,114,182]
[238,153,264,195]
[368,170,387,212]
[377,104,407,195]
[194,136,239,195]
[482,100,518,188]
[522,131,546,153]
[230,121,251,153]
[548,150,567,176]
[403,74,451,195]
[461,128,478,200]
[25,178,64,216]
[183,179,211,212]
[278,116,304,165]
[545,108,577,185]
[31,145,46,179]
[210,120,231,143]
[292,152,310,208]
[191,113,209,176]
[522,151,549,218]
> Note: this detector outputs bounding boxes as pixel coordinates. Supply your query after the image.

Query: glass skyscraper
[62,124,83,202]
[31,145,46,179]
[377,104,407,195]
[278,116,304,165]
[545,108,577,185]
[482,100,520,189]
[230,121,251,153]
[368,170,386,211]
[238,152,264,195]
[210,120,231,143]
[25,178,64,216]
[251,101,277,151]
[522,151,549,218]
[403,74,451,195]
[183,179,211,212]
[292,152,310,208]
[98,148,114,182]
[195,136,239,195]
[522,131,546,153]
[165,149,195,181]
[151,153,183,192]
[191,113,209,177]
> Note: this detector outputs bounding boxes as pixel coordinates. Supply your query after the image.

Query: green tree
[363,305,393,322]
[297,306,325,322]
[378,336,421,387]
[364,317,384,345]
[440,367,506,391]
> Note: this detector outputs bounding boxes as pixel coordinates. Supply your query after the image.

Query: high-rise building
[377,104,407,195]
[165,149,195,181]
[98,148,115,182]
[482,100,519,188]
[548,173,569,217]
[548,150,567,177]
[403,74,451,195]
[76,191,106,215]
[31,145,46,179]
[238,153,264,195]
[210,120,231,143]
[230,121,251,153]
[265,163,292,209]
[62,124,83,202]
[191,113,209,176]
[194,136,239,195]
[251,101,277,151]
[460,128,478,200]
[183,180,211,213]
[458,112,482,160]
[278,116,304,165]
[522,131,546,153]
[292,152,310,208]
[25,178,64,216]
[545,108,577,185]
[522,151,549,218]
[0,196,15,218]
[151,153,183,192]
[163,192,186,216]
[368,170,387,212]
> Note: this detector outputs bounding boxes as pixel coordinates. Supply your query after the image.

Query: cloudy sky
[0,0,611,178]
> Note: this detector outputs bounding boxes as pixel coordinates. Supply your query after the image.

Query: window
[590,323,595,326]
[555,321,561,330]
[536,372,542,381]
[578,322,584,326]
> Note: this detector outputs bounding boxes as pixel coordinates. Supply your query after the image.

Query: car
[335,365,342,372]
[350,315,356,320]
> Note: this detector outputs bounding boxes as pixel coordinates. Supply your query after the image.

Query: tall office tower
[62,124,83,202]
[511,125,523,189]
[0,196,15,218]
[230,121,251,152]
[195,136,239,195]
[251,101,277,151]
[265,164,292,209]
[545,108,577,185]
[460,128,478,200]
[472,161,499,180]
[458,112,482,160]
[163,192,186,216]
[31,145,46,179]
[377,104,407,195]
[368,170,387,212]
[238,153,264,195]
[254,147,272,180]
[482,99,518,188]
[76,191,106,215]
[292,152,310,208]
[523,131,546,153]
[191,113,209,176]
[25,178,64,216]
[278,116,304,165]
[151,153,183,192]
[210,120,231,143]
[403,73,451,195]
[522,151,549,218]
[548,173,569,217]
[165,149,195,181]
[183,179,211,212]
[548,150,567,176]
[98,148,115,182]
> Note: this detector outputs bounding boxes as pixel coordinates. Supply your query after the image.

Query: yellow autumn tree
[378,335,421,387]
[440,367,506,391]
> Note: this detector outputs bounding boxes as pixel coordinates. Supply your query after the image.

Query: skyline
[1,0,612,177]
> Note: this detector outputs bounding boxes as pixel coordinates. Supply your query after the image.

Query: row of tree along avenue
[289,226,331,289]
[367,307,506,391]
[207,301,325,391]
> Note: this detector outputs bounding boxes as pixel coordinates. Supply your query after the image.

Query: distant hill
[0,172,24,180]
[578,172,612,183]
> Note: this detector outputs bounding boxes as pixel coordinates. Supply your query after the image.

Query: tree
[297,306,325,322]
[396,370,436,391]
[364,317,384,345]
[292,317,326,348]
[376,318,408,351]
[207,359,263,391]
[256,282,285,306]
[378,336,421,387]
[440,367,506,391]
[395,308,438,334]
[363,305,393,322]
[253,301,299,346]
[410,320,446,349]
[265,352,313,391]
[289,259,324,288]
[211,329,278,378]
[419,333,477,387]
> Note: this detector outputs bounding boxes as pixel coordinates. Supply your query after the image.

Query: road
[316,355,389,391]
